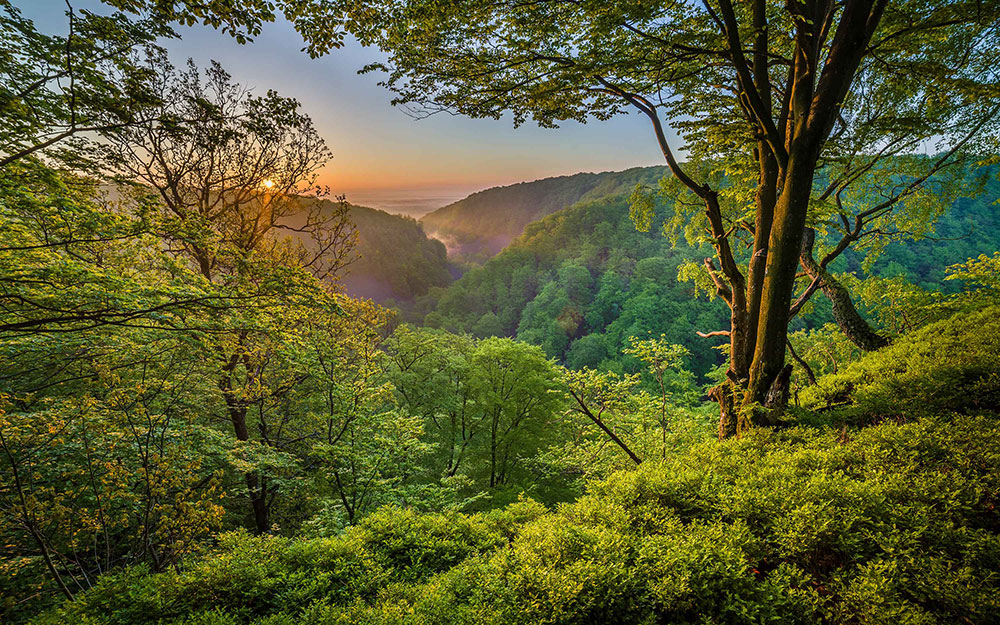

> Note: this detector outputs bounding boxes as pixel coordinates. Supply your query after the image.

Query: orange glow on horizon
[318,169,560,195]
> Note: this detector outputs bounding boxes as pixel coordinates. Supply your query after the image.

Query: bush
[798,305,1000,423]
[34,501,547,625]
[36,416,1000,624]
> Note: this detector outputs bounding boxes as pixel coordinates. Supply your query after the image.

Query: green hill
[342,203,454,303]
[420,167,668,262]
[33,306,1000,625]
[421,193,731,378]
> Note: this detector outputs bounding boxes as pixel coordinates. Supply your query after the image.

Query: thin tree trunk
[800,228,889,351]
[489,411,498,488]
[567,388,642,465]
[222,381,270,534]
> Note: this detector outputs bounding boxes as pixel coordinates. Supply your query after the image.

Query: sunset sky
[27,1,673,211]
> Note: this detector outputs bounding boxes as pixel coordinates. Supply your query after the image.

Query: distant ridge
[284,198,454,304]
[420,166,669,262]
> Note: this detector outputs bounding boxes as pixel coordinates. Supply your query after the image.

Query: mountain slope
[422,193,731,378]
[343,204,454,303]
[420,166,668,262]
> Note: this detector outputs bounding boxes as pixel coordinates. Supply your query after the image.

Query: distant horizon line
[329,162,669,196]
[325,163,670,216]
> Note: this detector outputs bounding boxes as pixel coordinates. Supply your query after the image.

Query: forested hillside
[420,167,667,262]
[4,0,1000,624]
[422,194,729,377]
[361,164,1000,316]
[419,170,1000,381]
[341,203,454,303]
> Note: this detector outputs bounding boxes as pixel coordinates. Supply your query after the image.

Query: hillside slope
[343,203,454,303]
[422,193,731,378]
[279,198,454,303]
[420,173,1000,378]
[420,166,668,262]
[35,306,1000,624]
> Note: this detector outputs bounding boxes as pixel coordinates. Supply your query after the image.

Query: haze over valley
[339,185,480,219]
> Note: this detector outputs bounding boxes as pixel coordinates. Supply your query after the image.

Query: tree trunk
[745,162,815,413]
[222,379,270,534]
[489,412,498,488]
[800,228,889,351]
[710,382,738,439]
[244,472,270,535]
[568,388,642,464]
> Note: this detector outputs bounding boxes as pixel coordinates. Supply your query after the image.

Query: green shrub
[36,416,1000,625]
[799,305,1000,422]
[34,502,547,625]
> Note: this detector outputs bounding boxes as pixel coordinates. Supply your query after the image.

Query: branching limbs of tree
[565,384,642,466]
[0,1,172,167]
[102,57,356,286]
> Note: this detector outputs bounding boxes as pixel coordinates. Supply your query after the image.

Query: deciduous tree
[329,0,1000,433]
[101,56,356,533]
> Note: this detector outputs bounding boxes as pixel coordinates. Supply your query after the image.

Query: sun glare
[262,179,275,189]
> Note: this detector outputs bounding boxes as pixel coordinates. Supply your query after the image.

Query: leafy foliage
[33,414,1000,625]
[384,327,571,506]
[799,305,1000,423]
[0,0,169,167]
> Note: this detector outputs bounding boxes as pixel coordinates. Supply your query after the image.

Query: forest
[2,0,1000,624]
[418,171,1000,380]
[419,168,669,263]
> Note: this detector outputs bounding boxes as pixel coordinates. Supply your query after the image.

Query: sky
[24,1,670,213]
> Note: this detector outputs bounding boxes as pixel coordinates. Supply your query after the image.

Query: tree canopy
[332,0,1000,431]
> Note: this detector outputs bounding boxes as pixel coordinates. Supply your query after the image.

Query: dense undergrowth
[800,304,1000,422]
[33,307,1000,625]
[35,416,1000,625]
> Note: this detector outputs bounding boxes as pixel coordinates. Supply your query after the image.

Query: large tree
[332,0,1000,433]
[1,0,352,170]
[101,56,355,533]
[0,0,345,333]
